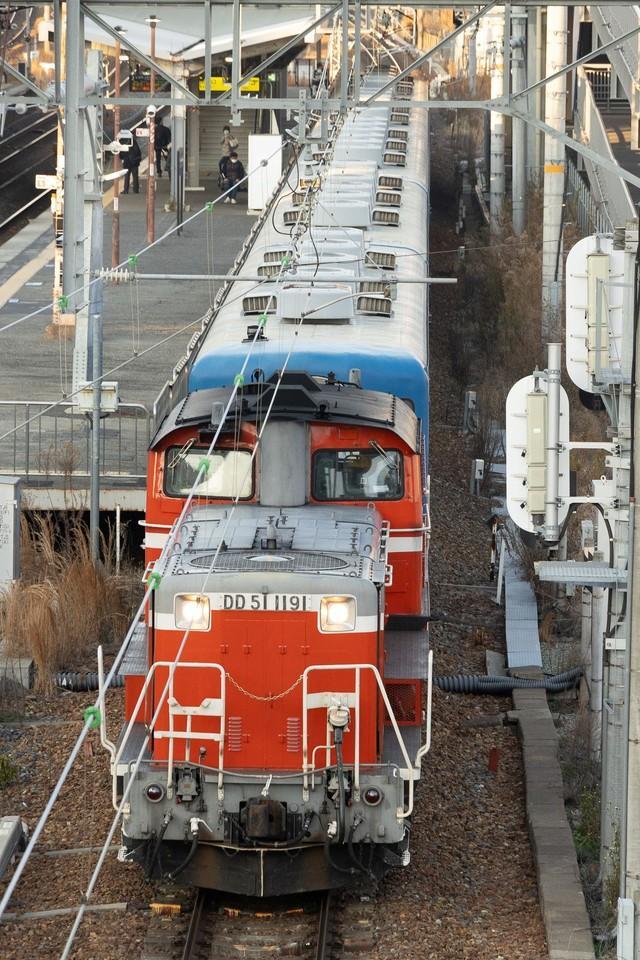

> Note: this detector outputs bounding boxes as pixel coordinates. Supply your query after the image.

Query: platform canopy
[85,3,321,62]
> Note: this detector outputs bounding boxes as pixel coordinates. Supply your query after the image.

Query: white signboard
[565,235,625,393]
[247,134,282,212]
[35,174,57,190]
[505,376,571,534]
[134,127,150,138]
[0,476,20,588]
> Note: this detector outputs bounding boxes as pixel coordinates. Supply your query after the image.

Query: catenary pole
[112,35,121,268]
[541,3,567,341]
[511,5,527,234]
[489,6,505,235]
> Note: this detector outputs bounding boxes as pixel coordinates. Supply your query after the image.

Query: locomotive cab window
[164,446,253,498]
[313,448,403,501]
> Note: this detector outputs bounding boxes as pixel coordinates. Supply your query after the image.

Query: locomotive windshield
[164,446,253,498]
[312,448,403,501]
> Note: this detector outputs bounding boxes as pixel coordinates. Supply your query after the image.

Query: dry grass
[0,515,140,691]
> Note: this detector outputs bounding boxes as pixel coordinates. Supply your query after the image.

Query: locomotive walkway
[0,175,257,510]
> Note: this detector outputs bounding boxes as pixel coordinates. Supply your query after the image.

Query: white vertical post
[489,8,505,235]
[541,4,567,342]
[544,342,561,542]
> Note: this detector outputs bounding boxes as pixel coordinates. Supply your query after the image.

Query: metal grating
[535,561,627,586]
[118,622,148,676]
[365,250,396,270]
[258,264,281,279]
[383,152,406,167]
[189,550,348,572]
[378,175,403,190]
[264,250,287,263]
[375,190,401,206]
[357,294,392,316]
[385,630,429,679]
[242,295,276,315]
[371,210,400,226]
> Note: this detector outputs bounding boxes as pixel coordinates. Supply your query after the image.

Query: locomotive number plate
[214,592,311,612]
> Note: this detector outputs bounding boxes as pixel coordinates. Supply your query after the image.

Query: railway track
[141,888,377,960]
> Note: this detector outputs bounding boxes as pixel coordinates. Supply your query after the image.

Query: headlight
[319,596,356,633]
[174,594,210,631]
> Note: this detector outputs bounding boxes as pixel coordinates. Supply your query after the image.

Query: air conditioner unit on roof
[278,284,354,322]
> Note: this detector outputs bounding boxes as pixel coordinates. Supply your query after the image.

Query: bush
[0,516,140,691]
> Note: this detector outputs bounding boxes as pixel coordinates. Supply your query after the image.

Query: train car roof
[151,371,421,453]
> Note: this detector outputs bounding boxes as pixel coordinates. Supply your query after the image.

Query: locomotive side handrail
[302,663,419,819]
[112,660,226,805]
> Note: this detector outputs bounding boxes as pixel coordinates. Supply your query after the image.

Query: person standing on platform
[219,124,238,174]
[155,115,171,176]
[121,133,141,194]
[221,151,245,204]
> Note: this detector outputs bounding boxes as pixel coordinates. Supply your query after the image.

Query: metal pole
[149,16,156,95]
[544,342,561,542]
[231,0,241,121]
[541,3,567,342]
[62,0,83,311]
[54,0,62,103]
[340,0,349,112]
[89,199,104,564]
[146,114,156,243]
[204,0,211,103]
[354,0,361,104]
[489,7,505,235]
[511,5,527,234]
[112,36,121,268]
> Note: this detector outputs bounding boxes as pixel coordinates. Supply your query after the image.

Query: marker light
[363,786,383,806]
[145,783,165,803]
[174,594,210,631]
[319,596,356,633]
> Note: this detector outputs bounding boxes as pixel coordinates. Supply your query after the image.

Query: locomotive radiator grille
[188,550,349,573]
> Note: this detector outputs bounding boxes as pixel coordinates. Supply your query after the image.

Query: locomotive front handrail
[112,660,226,806]
[302,663,417,819]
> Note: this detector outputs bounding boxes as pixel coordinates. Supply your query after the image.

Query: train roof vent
[372,209,400,226]
[378,175,403,190]
[390,111,410,124]
[386,139,408,153]
[359,279,397,299]
[243,295,277,315]
[383,152,406,167]
[283,208,308,226]
[257,263,283,279]
[375,190,402,206]
[387,128,409,142]
[263,249,288,263]
[365,250,397,270]
[356,294,392,317]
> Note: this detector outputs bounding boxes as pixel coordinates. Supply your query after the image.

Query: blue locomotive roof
[188,343,429,433]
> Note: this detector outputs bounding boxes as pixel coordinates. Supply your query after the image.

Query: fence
[0,401,150,482]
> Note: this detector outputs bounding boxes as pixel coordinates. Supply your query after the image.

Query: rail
[0,399,150,481]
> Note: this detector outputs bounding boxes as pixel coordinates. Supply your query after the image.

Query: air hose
[165,836,198,881]
[55,671,124,691]
[434,667,582,695]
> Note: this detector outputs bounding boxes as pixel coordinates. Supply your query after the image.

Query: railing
[590,4,640,105]
[108,653,434,818]
[566,154,612,235]
[573,66,635,230]
[0,400,150,481]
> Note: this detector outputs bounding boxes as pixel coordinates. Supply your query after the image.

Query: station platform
[0,175,257,511]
